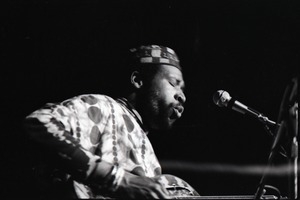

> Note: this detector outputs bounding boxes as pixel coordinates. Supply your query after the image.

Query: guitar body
[155,174,200,197]
[74,174,284,199]
[73,174,200,199]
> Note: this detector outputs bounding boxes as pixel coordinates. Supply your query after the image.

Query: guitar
[74,174,199,198]
[155,175,284,199]
[155,174,200,197]
[74,174,285,199]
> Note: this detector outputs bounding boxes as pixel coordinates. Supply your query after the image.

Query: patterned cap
[130,45,181,70]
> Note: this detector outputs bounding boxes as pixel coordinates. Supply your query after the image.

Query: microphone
[213,90,277,126]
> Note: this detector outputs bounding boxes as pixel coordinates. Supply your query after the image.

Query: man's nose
[175,91,186,104]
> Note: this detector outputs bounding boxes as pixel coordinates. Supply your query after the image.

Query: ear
[130,71,143,89]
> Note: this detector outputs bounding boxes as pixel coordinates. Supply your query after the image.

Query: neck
[123,92,150,131]
[125,93,137,109]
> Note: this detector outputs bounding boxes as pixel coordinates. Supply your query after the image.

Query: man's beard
[138,90,174,131]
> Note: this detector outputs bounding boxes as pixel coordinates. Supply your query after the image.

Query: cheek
[148,81,175,105]
[162,85,176,101]
[148,88,170,108]
[155,90,175,113]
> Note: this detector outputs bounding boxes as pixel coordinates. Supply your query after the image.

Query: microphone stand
[254,120,287,200]
[287,101,298,199]
[255,77,298,199]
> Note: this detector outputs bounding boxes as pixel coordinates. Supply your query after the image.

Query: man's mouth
[170,106,184,120]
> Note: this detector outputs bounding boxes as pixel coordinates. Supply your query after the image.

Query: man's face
[139,65,186,130]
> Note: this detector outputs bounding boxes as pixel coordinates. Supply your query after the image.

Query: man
[24,45,198,199]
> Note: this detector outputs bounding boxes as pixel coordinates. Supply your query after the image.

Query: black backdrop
[1,0,299,198]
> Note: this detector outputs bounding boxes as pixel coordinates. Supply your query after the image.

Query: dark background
[1,0,299,198]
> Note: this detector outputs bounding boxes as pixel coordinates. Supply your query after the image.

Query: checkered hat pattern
[130,45,181,70]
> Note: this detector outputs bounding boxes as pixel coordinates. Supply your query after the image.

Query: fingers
[133,179,171,199]
[138,179,171,199]
[154,180,172,199]
[117,174,171,199]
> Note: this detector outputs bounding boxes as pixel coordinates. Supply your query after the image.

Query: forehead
[157,64,183,78]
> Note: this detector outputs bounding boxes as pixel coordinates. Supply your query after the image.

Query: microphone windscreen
[213,90,231,107]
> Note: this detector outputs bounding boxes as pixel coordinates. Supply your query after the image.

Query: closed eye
[169,81,176,87]
[169,80,185,92]
[168,76,185,91]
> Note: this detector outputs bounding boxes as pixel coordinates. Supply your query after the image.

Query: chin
[161,121,175,130]
[150,122,173,131]
[148,117,176,131]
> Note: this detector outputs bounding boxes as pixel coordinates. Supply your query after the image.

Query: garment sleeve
[23,101,102,183]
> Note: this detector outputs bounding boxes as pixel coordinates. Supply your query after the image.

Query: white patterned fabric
[25,94,162,198]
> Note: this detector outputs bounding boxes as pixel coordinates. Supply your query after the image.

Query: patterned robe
[24,94,162,198]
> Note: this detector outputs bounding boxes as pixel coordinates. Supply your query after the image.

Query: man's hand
[115,171,171,199]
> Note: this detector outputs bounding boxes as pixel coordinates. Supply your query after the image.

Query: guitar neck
[173,195,287,199]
